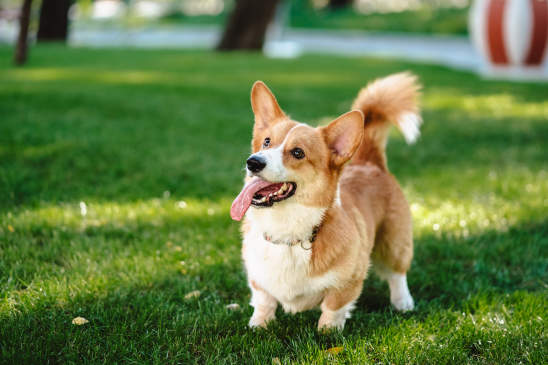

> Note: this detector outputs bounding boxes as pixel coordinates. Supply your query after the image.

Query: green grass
[0,45,547,364]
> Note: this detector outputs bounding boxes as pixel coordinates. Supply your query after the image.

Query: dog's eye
[291,148,305,159]
[263,137,271,148]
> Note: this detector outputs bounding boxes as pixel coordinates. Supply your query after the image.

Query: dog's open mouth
[230,178,297,221]
[251,182,296,207]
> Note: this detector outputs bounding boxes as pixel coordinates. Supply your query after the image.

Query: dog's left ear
[321,110,364,167]
[251,81,286,130]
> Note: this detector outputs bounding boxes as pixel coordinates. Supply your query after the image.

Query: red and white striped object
[470,0,548,68]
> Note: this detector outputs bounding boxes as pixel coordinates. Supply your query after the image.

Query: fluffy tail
[349,72,422,170]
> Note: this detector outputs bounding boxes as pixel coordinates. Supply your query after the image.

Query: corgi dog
[230,72,421,330]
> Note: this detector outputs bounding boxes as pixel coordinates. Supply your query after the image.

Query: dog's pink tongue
[231,178,272,221]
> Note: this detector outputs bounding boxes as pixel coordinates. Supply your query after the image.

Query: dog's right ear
[251,81,286,130]
[321,110,364,168]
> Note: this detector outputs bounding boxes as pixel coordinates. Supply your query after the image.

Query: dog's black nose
[247,156,266,173]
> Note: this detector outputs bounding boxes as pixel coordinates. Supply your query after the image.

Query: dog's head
[231,81,364,221]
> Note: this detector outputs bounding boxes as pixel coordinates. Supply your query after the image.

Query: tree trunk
[217,0,281,51]
[329,0,352,10]
[37,0,71,42]
[14,0,33,66]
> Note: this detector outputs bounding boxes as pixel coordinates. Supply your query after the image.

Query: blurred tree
[37,0,71,42]
[218,0,280,50]
[14,0,33,65]
[328,0,352,10]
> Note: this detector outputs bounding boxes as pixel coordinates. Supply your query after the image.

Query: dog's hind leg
[373,260,414,311]
[372,192,415,312]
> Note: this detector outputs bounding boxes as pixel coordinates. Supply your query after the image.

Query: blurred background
[0,0,473,43]
[3,0,547,77]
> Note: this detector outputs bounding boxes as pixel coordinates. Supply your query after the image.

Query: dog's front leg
[318,281,362,331]
[248,280,277,328]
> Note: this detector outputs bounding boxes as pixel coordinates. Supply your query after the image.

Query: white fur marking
[247,199,326,246]
[398,112,422,144]
[334,182,342,207]
[257,146,287,181]
[374,262,414,311]
[251,124,307,182]
[244,203,335,314]
[387,273,414,311]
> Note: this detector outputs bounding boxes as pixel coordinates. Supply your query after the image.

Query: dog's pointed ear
[251,81,286,129]
[321,110,364,167]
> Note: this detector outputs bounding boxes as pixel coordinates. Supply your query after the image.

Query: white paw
[386,272,414,312]
[391,293,414,312]
[318,318,346,332]
[248,314,275,329]
[317,305,350,332]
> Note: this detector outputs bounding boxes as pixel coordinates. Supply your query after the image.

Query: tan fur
[240,75,421,330]
[351,72,421,169]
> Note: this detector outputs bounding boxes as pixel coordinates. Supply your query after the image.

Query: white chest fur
[243,203,337,313]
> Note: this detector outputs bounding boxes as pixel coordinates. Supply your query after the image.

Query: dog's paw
[248,315,275,329]
[318,320,345,332]
[317,312,346,332]
[391,293,414,312]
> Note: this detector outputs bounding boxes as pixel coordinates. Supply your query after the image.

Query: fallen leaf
[225,303,240,311]
[326,346,343,355]
[72,317,89,325]
[272,357,281,365]
[7,225,14,232]
[184,290,201,299]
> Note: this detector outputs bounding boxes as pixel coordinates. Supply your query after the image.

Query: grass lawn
[0,45,547,364]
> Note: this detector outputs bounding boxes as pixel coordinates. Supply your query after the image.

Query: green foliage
[289,0,470,35]
[0,46,547,363]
